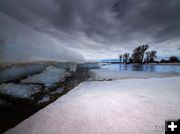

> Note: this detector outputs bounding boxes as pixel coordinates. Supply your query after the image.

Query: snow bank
[90,69,180,80]
[5,76,180,134]
[0,12,84,63]
[21,66,70,84]
[0,83,42,99]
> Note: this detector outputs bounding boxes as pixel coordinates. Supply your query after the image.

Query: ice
[0,63,47,83]
[90,69,180,80]
[0,83,42,99]
[69,64,77,72]
[5,73,180,134]
[78,62,101,69]
[0,62,79,83]
[0,12,84,63]
[49,88,64,95]
[37,95,50,104]
[21,66,71,84]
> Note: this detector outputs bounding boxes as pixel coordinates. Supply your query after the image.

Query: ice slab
[0,83,42,99]
[21,66,71,84]
[0,64,47,83]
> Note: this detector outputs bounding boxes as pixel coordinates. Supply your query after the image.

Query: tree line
[119,44,179,64]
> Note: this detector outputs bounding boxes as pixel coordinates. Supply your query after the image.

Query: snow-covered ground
[90,69,180,80]
[0,84,42,99]
[21,66,70,85]
[5,71,180,134]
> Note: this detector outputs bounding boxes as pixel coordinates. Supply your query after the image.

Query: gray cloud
[0,0,180,59]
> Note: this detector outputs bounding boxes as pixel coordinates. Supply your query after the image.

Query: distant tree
[145,51,151,63]
[169,56,179,63]
[123,53,130,63]
[145,50,157,63]
[149,51,157,62]
[132,44,149,63]
[129,55,133,63]
[119,54,123,63]
[160,59,168,63]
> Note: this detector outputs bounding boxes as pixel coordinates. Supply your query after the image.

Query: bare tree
[149,50,157,62]
[123,53,130,63]
[132,44,149,63]
[119,54,123,63]
[145,50,157,63]
[129,55,133,63]
[145,51,151,63]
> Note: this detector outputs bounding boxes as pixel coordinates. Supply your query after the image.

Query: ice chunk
[69,64,77,72]
[0,83,42,99]
[21,66,71,84]
[52,62,78,72]
[0,63,47,83]
[49,88,64,95]
[37,95,50,104]
[90,69,180,81]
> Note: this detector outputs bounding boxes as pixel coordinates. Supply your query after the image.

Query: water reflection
[101,64,180,73]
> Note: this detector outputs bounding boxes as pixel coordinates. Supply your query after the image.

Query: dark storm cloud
[51,0,180,43]
[0,0,180,59]
[1,0,180,42]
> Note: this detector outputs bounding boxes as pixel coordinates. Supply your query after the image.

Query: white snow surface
[90,69,180,80]
[0,83,41,98]
[0,12,84,63]
[5,72,180,134]
[21,66,70,84]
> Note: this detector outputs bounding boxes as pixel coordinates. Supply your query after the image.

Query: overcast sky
[0,0,180,60]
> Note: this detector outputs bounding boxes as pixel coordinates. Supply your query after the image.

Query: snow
[21,66,70,84]
[0,12,84,63]
[90,69,180,80]
[0,83,42,99]
[5,72,180,134]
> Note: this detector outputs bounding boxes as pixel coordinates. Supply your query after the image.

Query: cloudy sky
[0,0,180,60]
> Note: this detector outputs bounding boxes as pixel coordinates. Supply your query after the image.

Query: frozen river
[101,63,180,73]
